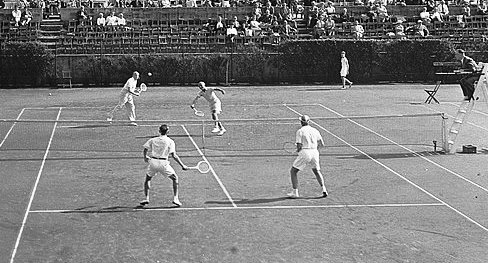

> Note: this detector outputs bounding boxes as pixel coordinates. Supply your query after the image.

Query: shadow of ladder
[447,62,488,153]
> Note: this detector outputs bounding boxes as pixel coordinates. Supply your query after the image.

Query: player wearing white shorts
[287,115,328,198]
[107,71,140,126]
[190,81,226,136]
[340,51,353,89]
[140,124,188,207]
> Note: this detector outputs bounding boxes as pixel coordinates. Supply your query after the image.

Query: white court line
[181,125,237,208]
[286,105,488,232]
[29,203,444,213]
[0,109,26,148]
[10,107,62,263]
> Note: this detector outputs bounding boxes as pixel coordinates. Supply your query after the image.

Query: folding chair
[62,70,72,88]
[425,81,441,104]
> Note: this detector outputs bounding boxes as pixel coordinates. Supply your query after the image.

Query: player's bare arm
[171,152,188,170]
[143,148,149,163]
[296,142,303,152]
[214,88,226,95]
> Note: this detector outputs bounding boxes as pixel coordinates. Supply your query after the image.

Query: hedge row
[2,39,487,87]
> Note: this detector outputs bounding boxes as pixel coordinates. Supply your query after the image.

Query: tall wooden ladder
[447,63,488,153]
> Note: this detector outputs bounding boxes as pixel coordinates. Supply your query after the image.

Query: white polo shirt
[143,135,175,159]
[198,88,220,105]
[296,125,322,149]
[121,77,137,95]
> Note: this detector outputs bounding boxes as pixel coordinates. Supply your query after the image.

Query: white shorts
[117,92,134,107]
[146,159,175,177]
[210,100,222,114]
[292,149,320,171]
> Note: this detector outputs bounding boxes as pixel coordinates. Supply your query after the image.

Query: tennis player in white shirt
[287,115,328,198]
[107,71,140,126]
[140,124,188,207]
[190,81,226,135]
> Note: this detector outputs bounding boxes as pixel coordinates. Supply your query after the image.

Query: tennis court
[2,84,488,263]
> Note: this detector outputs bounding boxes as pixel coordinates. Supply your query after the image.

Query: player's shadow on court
[60,205,179,214]
[206,195,326,205]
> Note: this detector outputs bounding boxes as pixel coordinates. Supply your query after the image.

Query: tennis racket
[283,142,298,154]
[193,108,205,117]
[140,83,147,91]
[188,161,210,173]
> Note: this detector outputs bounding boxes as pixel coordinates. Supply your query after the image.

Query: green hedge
[0,42,54,87]
[4,39,488,87]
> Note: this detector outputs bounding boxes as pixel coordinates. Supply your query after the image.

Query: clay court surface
[1,83,488,263]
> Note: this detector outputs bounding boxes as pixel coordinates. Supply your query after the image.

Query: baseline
[29,203,444,213]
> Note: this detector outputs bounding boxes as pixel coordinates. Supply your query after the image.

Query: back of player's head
[159,124,169,135]
[198,81,206,88]
[457,49,465,55]
[299,115,310,125]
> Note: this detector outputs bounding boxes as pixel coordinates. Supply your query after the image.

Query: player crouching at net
[107,71,141,126]
[190,81,227,136]
[140,124,189,207]
[287,115,328,199]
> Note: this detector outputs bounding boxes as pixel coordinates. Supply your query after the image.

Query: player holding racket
[287,115,328,198]
[107,71,140,126]
[140,124,189,207]
[190,81,226,136]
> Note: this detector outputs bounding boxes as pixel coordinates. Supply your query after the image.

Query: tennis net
[0,113,446,158]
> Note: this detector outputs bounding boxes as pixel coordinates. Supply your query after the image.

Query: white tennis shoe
[129,122,138,126]
[106,117,112,122]
[211,127,220,133]
[287,192,299,199]
[139,199,149,206]
[172,199,182,207]
[217,128,226,136]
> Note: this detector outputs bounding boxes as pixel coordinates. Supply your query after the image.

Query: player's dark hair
[159,124,169,135]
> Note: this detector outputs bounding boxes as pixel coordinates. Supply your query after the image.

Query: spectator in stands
[455,49,481,101]
[129,0,143,7]
[117,13,127,28]
[260,9,274,25]
[312,14,325,38]
[226,23,238,42]
[49,0,60,15]
[307,7,320,28]
[407,20,429,37]
[366,2,377,22]
[462,5,471,18]
[278,2,292,21]
[160,0,171,7]
[252,2,262,20]
[324,14,335,36]
[0,0,5,9]
[76,6,88,25]
[250,15,262,35]
[325,1,335,15]
[419,6,431,23]
[186,0,198,7]
[231,16,240,28]
[352,20,364,38]
[476,1,487,14]
[435,0,449,21]
[338,7,351,23]
[201,0,212,6]
[282,19,297,37]
[215,15,226,34]
[12,6,22,27]
[96,13,106,29]
[19,0,29,8]
[263,0,275,16]
[21,7,32,26]
[425,0,435,12]
[376,3,388,22]
[106,11,118,27]
[387,20,406,39]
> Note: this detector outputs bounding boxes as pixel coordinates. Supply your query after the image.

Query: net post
[201,119,206,155]
[441,113,448,153]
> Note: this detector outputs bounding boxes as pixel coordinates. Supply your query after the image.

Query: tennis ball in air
[148,72,152,76]
[49,93,52,96]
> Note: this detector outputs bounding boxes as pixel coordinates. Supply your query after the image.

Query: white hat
[299,115,310,122]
